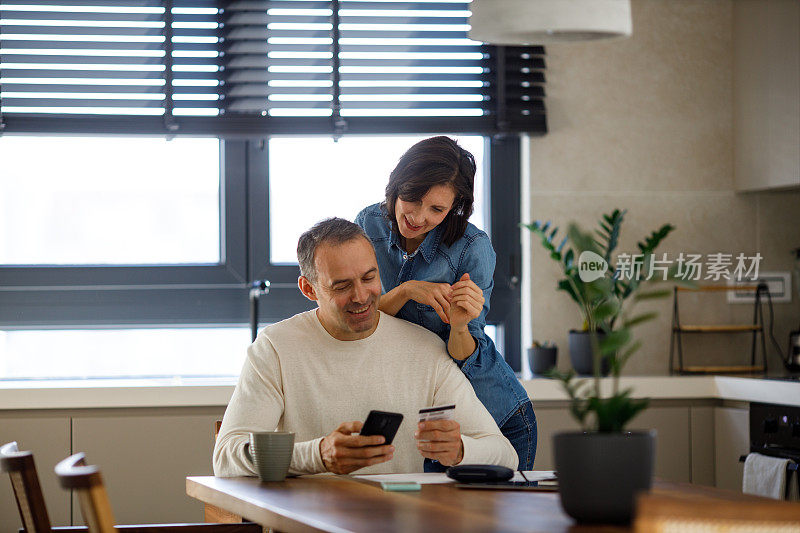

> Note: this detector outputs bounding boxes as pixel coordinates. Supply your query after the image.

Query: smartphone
[359,410,404,445]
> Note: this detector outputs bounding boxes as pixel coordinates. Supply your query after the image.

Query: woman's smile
[395,183,456,248]
[404,216,423,232]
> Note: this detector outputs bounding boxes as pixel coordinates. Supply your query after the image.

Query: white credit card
[418,404,455,422]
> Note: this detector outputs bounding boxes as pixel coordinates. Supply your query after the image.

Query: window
[266,135,485,264]
[0,137,220,265]
[0,327,251,379]
[0,2,544,379]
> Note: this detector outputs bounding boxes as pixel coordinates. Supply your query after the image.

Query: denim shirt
[355,203,529,427]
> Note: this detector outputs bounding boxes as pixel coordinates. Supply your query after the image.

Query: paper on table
[354,473,454,484]
[353,470,556,485]
[513,470,556,482]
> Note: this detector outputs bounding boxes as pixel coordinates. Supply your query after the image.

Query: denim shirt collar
[388,221,443,264]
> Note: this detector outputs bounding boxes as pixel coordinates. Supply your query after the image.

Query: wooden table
[187,475,774,533]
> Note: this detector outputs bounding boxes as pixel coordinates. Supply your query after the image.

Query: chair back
[55,452,115,533]
[0,441,52,533]
[205,420,242,524]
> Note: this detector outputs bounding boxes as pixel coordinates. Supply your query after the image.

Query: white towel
[742,452,792,499]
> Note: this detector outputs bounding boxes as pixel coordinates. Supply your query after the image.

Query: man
[213,218,517,476]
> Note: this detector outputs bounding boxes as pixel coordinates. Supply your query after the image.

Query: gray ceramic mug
[248,431,295,482]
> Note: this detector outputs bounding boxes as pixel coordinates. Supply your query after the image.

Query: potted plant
[527,221,684,524]
[528,340,557,375]
[523,209,674,375]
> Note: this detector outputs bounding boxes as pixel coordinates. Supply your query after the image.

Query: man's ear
[298,276,318,302]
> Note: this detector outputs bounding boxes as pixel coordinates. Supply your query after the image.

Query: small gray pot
[553,430,656,524]
[528,346,557,375]
[568,330,610,376]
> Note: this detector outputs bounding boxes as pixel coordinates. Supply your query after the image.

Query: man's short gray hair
[297,217,369,284]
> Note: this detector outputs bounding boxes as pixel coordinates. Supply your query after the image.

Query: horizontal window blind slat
[0,25,165,35]
[0,12,165,22]
[4,98,165,107]
[3,56,167,64]
[1,0,164,5]
[1,69,218,79]
[0,41,166,50]
[2,84,219,94]
[337,2,469,9]
[1,114,543,135]
[337,16,468,24]
[337,30,468,38]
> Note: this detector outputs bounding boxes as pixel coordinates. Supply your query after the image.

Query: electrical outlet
[727,271,792,303]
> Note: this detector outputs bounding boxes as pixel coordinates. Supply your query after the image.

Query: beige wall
[527,0,800,375]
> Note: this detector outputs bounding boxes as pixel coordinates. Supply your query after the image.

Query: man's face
[304,237,382,341]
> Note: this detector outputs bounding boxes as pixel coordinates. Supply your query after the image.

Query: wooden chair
[0,441,84,533]
[1,440,259,533]
[54,451,260,533]
[205,421,241,524]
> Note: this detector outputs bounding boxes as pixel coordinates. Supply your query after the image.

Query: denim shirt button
[402,254,408,260]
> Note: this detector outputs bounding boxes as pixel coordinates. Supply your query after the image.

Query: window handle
[509,254,520,289]
[249,280,271,342]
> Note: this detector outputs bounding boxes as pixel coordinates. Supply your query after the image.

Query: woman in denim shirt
[355,136,536,471]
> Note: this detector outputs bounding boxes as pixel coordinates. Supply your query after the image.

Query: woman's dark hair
[383,136,476,247]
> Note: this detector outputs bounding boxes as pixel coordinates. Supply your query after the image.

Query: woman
[355,136,536,471]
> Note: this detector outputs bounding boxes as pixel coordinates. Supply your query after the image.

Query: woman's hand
[448,273,484,331]
[403,280,452,324]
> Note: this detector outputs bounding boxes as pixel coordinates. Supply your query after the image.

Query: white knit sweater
[213,310,518,476]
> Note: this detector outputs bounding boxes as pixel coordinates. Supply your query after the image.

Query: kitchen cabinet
[71,409,224,525]
[0,414,71,533]
[690,406,716,486]
[714,406,750,492]
[533,405,691,483]
[734,0,800,191]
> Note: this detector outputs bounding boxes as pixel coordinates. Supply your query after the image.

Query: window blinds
[0,0,546,135]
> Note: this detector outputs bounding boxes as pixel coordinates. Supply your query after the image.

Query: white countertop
[0,375,797,410]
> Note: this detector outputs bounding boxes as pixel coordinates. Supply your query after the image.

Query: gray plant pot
[553,430,656,524]
[568,330,610,376]
[528,346,557,375]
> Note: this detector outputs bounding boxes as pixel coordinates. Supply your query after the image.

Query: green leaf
[567,224,601,255]
[637,223,675,255]
[557,279,581,305]
[593,299,620,322]
[589,391,650,432]
[599,329,631,355]
[596,209,624,263]
[563,249,575,268]
[623,312,658,328]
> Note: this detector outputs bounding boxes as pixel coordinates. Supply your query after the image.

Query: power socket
[727,271,792,303]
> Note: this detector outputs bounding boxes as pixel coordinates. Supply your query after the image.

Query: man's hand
[414,419,464,466]
[320,421,395,474]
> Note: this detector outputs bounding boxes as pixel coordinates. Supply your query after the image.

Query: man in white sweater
[213,218,517,476]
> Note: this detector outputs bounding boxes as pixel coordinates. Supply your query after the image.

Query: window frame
[0,139,249,327]
[0,134,522,371]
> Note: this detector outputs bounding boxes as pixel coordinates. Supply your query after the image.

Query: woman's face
[394,183,456,245]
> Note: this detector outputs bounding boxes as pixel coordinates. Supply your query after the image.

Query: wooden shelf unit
[669,285,767,375]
